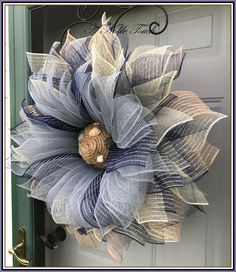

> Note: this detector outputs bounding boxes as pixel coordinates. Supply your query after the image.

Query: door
[41,5,231,267]
[8,5,45,267]
[8,4,231,267]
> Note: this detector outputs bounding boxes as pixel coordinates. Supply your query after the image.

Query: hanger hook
[111,5,168,35]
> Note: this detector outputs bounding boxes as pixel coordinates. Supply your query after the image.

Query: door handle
[8,227,31,266]
[38,226,66,249]
[8,243,31,266]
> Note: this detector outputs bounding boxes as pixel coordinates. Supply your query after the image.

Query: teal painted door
[9,5,44,267]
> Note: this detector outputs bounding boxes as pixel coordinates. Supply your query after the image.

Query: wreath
[11,14,226,262]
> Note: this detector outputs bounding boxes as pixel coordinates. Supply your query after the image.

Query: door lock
[8,227,31,266]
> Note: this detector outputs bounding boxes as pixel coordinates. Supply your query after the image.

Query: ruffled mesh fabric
[10,14,227,262]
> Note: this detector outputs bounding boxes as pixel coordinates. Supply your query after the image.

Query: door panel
[156,5,231,267]
[29,5,231,267]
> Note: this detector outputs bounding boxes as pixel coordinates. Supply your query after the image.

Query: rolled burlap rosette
[78,123,111,169]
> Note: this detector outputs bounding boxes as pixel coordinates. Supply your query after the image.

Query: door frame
[8,5,45,267]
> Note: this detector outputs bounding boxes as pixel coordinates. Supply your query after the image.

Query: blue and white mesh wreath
[11,14,226,262]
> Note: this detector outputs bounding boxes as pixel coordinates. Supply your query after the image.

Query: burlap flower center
[78,123,111,169]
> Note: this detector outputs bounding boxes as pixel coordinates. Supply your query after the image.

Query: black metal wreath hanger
[60,5,168,46]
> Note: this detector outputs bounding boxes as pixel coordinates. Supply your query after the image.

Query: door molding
[8,5,45,267]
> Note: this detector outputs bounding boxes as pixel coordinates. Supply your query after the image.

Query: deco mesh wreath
[11,14,226,262]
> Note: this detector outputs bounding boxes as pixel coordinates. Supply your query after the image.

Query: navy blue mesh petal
[80,172,104,227]
[63,38,91,72]
[31,73,62,90]
[24,153,81,179]
[151,174,184,193]
[106,141,156,173]
[71,68,93,121]
[22,100,81,132]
